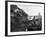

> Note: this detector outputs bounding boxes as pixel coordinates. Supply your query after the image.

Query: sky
[16,4,44,16]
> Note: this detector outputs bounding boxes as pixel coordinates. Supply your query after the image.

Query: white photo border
[5,1,45,36]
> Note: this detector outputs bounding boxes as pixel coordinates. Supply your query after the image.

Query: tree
[11,5,28,32]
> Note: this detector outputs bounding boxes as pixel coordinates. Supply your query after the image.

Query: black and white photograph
[6,1,45,36]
